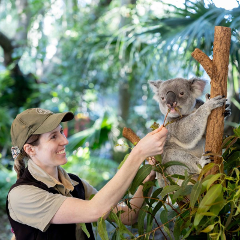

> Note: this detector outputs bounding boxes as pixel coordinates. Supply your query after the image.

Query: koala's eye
[161,97,165,101]
[179,92,184,96]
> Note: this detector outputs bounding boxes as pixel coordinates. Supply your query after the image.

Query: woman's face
[33,125,69,168]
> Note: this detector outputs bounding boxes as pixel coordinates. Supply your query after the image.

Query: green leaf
[198,212,216,216]
[201,224,215,233]
[138,206,148,235]
[109,211,134,237]
[182,225,194,239]
[97,217,109,240]
[220,231,226,240]
[198,163,216,180]
[206,173,222,190]
[234,187,240,199]
[222,135,235,148]
[111,229,121,240]
[194,184,223,226]
[233,125,240,137]
[150,188,163,205]
[209,193,225,216]
[146,209,154,233]
[160,209,169,228]
[129,164,152,194]
[152,201,164,218]
[172,185,192,200]
[160,185,180,198]
[143,180,156,194]
[173,219,181,240]
[190,181,202,209]
[150,122,160,130]
[154,155,162,163]
[79,223,90,238]
[182,172,193,187]
[163,226,174,240]
[163,161,190,170]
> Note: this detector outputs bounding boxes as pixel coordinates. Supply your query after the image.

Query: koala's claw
[205,95,226,110]
[199,155,211,169]
[205,93,211,101]
[224,109,231,118]
[224,103,231,118]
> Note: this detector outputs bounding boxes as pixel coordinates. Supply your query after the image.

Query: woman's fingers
[147,156,156,165]
[134,125,168,159]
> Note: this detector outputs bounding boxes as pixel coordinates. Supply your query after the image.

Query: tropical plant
[93,125,240,240]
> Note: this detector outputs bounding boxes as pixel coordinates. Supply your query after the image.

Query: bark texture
[191,26,231,175]
[122,127,140,145]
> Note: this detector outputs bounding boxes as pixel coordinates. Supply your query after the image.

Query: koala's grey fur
[149,77,227,187]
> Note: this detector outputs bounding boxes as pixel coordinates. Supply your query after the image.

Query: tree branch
[122,127,140,145]
[191,48,213,78]
[14,0,31,44]
[192,26,231,176]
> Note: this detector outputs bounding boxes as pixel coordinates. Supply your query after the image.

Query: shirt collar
[27,159,79,191]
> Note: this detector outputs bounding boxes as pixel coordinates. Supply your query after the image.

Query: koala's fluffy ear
[148,80,163,93]
[189,78,207,98]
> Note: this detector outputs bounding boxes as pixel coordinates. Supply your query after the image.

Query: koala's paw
[199,154,212,169]
[224,103,231,118]
[205,95,226,111]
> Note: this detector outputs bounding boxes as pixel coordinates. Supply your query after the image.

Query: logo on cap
[36,108,52,114]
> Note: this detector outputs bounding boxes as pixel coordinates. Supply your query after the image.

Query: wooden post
[191,26,231,175]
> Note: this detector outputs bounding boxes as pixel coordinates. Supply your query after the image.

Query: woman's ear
[23,144,36,157]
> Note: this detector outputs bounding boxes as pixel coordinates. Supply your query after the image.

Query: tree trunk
[191,26,231,175]
[0,0,39,110]
[118,0,136,125]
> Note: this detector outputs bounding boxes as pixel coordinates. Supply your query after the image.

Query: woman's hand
[132,125,168,160]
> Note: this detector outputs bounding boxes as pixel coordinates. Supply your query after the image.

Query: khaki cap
[11,108,74,152]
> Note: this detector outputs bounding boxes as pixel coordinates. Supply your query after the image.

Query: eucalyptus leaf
[206,173,222,190]
[152,201,164,219]
[160,209,169,228]
[173,219,181,240]
[198,163,216,180]
[172,185,192,200]
[79,223,90,238]
[160,185,180,198]
[97,217,109,240]
[201,224,215,233]
[163,161,190,170]
[194,184,223,226]
[150,188,163,205]
[129,165,152,194]
[190,181,202,209]
[138,206,148,235]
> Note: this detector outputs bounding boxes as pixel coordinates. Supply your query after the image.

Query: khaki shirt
[8,159,98,240]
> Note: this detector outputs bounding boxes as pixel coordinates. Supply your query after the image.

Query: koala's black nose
[166,91,177,108]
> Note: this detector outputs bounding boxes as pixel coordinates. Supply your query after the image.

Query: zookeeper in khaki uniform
[6,108,168,240]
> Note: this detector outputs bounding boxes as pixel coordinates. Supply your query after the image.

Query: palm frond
[67,111,114,153]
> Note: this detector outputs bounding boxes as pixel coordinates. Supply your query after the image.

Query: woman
[7,108,168,240]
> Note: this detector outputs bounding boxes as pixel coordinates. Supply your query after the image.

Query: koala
[149,77,228,187]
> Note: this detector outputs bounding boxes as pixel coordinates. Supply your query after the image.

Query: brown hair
[14,134,41,179]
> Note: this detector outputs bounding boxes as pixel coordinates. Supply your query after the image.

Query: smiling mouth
[56,149,65,154]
